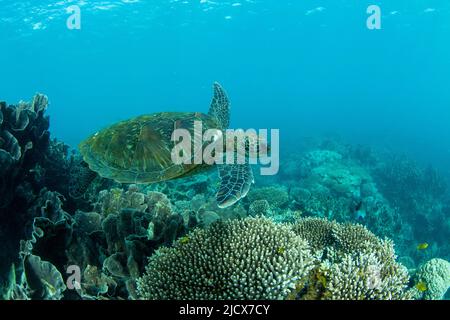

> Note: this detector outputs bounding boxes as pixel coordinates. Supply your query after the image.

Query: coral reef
[413,258,450,300]
[0,95,109,286]
[2,185,192,300]
[136,217,315,300]
[278,139,450,269]
[172,192,247,227]
[248,199,272,217]
[291,218,413,300]
[247,185,290,209]
[1,94,449,301]
[0,95,51,282]
[69,188,190,299]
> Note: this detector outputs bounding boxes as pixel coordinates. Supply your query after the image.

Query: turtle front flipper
[216,163,254,208]
[208,82,230,130]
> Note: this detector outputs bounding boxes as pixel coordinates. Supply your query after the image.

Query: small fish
[179,235,190,245]
[415,281,427,292]
[417,243,429,250]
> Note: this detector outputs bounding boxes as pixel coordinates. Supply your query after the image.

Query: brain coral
[136,217,314,300]
[414,258,450,300]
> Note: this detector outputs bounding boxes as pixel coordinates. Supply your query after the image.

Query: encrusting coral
[136,217,315,300]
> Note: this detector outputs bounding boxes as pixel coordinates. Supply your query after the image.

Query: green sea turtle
[79,82,255,208]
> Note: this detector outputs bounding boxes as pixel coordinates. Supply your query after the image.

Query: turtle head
[225,132,270,160]
[245,135,271,159]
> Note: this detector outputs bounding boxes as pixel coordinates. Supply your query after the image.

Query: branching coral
[291,218,413,300]
[320,241,413,300]
[248,199,272,217]
[136,217,315,300]
[291,218,336,252]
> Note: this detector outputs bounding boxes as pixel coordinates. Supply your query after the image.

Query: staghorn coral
[413,258,450,300]
[137,217,315,300]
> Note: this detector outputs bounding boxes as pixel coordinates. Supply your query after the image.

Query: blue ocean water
[1,0,449,175]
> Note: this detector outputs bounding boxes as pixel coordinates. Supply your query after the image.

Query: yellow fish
[415,281,427,292]
[417,243,429,250]
[179,235,190,245]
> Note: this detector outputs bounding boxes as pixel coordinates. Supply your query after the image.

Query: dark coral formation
[0,95,52,282]
[0,95,105,297]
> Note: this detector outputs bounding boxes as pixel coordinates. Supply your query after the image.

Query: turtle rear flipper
[208,82,230,129]
[216,163,254,208]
